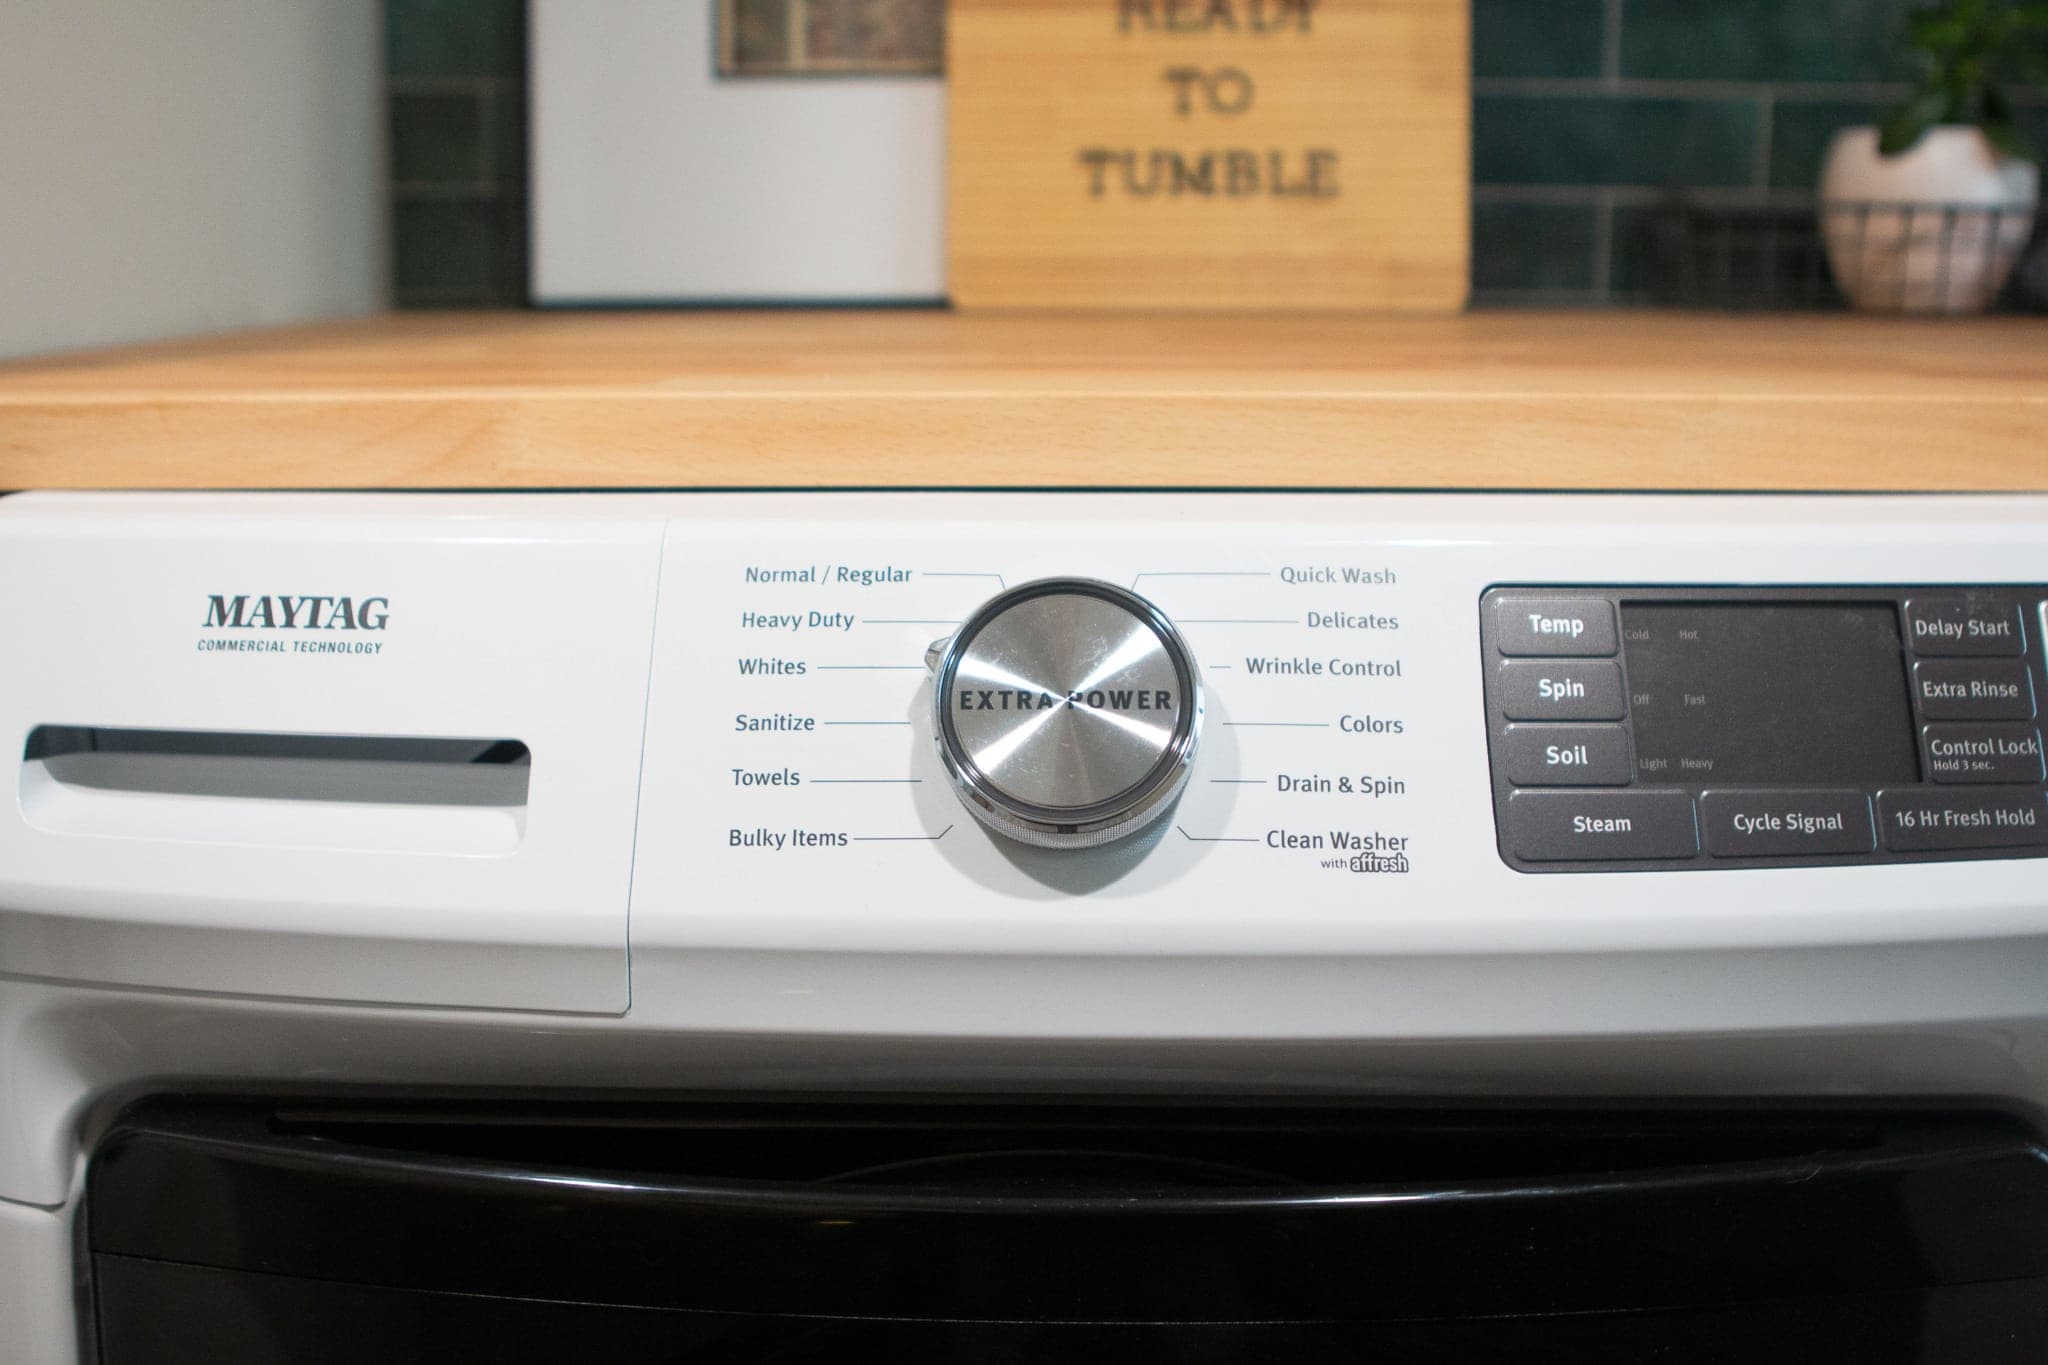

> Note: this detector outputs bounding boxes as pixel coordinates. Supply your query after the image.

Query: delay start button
[1905,597,2025,657]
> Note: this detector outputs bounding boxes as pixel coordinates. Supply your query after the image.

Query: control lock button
[1904,597,2024,657]
[1879,788,2048,852]
[1913,659,2036,721]
[1494,596,1618,658]
[1506,790,1698,861]
[1922,723,2046,784]
[1698,789,1873,858]
[1500,724,1633,786]
[1497,659,1626,721]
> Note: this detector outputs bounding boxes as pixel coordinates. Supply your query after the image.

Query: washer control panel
[1482,586,2048,872]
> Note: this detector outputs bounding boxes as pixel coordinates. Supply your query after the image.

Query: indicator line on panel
[1209,663,1233,669]
[853,825,954,843]
[1223,721,1330,729]
[1210,778,1268,784]
[864,618,961,626]
[812,779,924,785]
[815,665,926,671]
[923,571,1008,589]
[1177,825,1260,844]
[1132,571,1271,588]
[822,720,914,727]
[1179,618,1298,625]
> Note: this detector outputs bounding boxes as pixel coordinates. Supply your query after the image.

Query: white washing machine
[3,490,2048,1361]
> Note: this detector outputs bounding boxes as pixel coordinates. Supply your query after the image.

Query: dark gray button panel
[1483,585,2048,872]
[1923,724,2046,784]
[1913,659,2035,721]
[1493,597,1617,657]
[1500,724,1632,786]
[1879,788,2048,851]
[1698,789,1873,857]
[1507,791,1699,861]
[1905,598,2025,656]
[1497,660,1626,721]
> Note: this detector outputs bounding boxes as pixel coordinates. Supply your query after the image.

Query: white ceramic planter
[1819,125,2038,314]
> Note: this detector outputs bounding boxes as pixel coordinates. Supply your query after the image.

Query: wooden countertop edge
[6,310,2045,491]
[5,388,2045,490]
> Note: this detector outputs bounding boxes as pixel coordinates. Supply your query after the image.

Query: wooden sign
[947,0,1469,310]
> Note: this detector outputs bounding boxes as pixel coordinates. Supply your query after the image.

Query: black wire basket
[1627,198,2047,313]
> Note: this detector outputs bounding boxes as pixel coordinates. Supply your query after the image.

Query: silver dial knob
[928,578,1202,848]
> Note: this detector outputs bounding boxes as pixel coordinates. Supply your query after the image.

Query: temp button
[1507,791,1698,861]
[1494,596,1618,657]
[1699,789,1874,858]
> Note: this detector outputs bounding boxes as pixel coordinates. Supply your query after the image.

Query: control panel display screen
[1623,603,1918,786]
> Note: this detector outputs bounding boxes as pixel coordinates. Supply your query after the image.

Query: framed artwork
[719,0,944,76]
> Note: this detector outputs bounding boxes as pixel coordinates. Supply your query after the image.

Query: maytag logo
[202,594,390,630]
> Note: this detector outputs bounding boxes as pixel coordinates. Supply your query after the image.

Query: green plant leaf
[1910,12,1969,50]
[1891,1,2048,159]
[1879,89,1952,154]
[1981,118,2041,163]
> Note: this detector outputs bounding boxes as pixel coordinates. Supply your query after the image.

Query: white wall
[0,0,384,360]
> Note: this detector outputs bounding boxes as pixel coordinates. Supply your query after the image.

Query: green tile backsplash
[386,0,525,78]
[1472,0,1606,81]
[1474,95,1761,189]
[1618,0,1915,84]
[386,0,525,307]
[385,0,2042,307]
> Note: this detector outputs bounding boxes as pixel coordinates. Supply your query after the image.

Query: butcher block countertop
[1,309,2044,490]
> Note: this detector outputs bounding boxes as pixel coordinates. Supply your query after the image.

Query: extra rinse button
[1913,659,2036,721]
[1494,597,1618,657]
